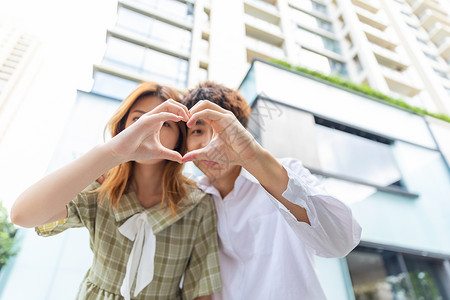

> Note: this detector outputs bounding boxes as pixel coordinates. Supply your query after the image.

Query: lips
[202,160,218,166]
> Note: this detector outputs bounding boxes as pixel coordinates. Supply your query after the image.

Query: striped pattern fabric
[36,181,221,300]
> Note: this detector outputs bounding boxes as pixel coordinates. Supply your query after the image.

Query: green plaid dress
[36,182,222,300]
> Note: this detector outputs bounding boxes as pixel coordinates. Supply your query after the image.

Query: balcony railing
[246,36,285,59]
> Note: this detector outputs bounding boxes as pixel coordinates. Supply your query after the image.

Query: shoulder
[183,183,216,215]
[73,181,102,204]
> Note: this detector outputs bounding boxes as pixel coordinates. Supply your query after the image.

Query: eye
[163,122,170,127]
[189,129,202,135]
[132,116,140,122]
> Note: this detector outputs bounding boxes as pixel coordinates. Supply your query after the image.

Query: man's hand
[182,100,260,166]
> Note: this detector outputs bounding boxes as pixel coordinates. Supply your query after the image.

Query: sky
[0,0,118,210]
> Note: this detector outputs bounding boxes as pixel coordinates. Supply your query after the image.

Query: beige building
[91,0,450,115]
[0,24,39,141]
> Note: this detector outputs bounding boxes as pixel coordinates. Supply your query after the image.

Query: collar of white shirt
[195,167,259,199]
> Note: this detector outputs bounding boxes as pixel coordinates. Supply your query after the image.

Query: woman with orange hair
[11,82,221,300]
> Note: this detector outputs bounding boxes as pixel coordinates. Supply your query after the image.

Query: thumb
[158,147,183,163]
[182,148,209,163]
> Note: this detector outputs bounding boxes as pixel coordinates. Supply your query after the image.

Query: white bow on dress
[118,212,156,300]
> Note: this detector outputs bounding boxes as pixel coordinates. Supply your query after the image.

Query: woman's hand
[108,99,189,164]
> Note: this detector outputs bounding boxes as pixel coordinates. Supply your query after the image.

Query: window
[400,10,411,17]
[91,72,140,100]
[314,118,402,187]
[198,66,208,82]
[142,48,188,87]
[416,37,428,45]
[298,47,347,76]
[129,0,194,23]
[296,27,341,54]
[103,37,189,87]
[103,37,146,72]
[423,51,438,61]
[433,68,449,80]
[444,87,450,96]
[291,9,333,32]
[407,23,420,31]
[312,0,327,14]
[347,247,450,300]
[116,7,192,52]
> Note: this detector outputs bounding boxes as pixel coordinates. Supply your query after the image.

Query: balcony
[438,37,450,61]
[244,14,283,37]
[246,36,285,60]
[355,6,388,31]
[429,23,450,45]
[420,9,450,31]
[412,0,447,18]
[199,39,209,63]
[371,43,409,70]
[244,0,279,17]
[380,66,421,97]
[351,0,379,14]
[362,24,398,50]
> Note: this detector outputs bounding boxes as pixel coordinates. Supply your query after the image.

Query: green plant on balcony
[0,202,18,271]
[269,59,450,124]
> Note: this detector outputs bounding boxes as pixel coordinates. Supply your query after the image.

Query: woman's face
[124,95,180,154]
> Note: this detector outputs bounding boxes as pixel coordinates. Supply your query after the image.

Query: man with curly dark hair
[182,81,362,300]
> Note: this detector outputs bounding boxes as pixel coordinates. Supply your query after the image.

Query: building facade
[90,0,450,114]
[0,24,39,141]
[240,59,450,299]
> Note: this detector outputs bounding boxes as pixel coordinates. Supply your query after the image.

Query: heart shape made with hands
[179,102,255,166]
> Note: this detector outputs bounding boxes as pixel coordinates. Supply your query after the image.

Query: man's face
[186,119,238,181]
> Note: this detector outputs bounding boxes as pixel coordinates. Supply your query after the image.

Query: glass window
[314,123,402,187]
[116,8,191,52]
[423,52,438,61]
[347,250,415,299]
[404,256,450,299]
[296,27,341,53]
[91,72,140,100]
[298,47,347,76]
[198,66,208,82]
[416,37,428,45]
[433,68,448,80]
[347,248,450,300]
[312,0,327,14]
[103,37,145,72]
[116,7,152,37]
[142,48,188,87]
[129,0,193,23]
[149,19,191,52]
[291,9,333,32]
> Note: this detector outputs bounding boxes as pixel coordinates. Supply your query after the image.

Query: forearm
[242,147,310,224]
[11,143,122,228]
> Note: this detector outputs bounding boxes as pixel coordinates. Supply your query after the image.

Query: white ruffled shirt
[195,158,362,300]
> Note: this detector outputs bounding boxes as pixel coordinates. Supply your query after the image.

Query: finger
[187,109,227,127]
[182,148,208,163]
[159,147,183,163]
[149,112,185,124]
[150,101,189,121]
[166,98,189,118]
[188,100,228,117]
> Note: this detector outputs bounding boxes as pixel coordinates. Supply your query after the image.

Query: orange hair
[95,82,189,215]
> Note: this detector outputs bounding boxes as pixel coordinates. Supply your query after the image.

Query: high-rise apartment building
[0,24,39,140]
[91,0,450,115]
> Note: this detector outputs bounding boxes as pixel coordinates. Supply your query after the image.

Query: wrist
[98,143,128,166]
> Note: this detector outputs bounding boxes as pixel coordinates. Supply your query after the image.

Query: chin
[196,161,232,180]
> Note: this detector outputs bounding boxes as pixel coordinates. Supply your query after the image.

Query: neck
[132,161,166,208]
[210,165,242,198]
